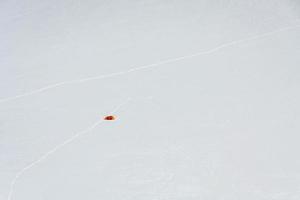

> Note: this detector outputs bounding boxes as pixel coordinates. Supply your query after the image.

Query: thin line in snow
[0,24,299,104]
[7,98,131,200]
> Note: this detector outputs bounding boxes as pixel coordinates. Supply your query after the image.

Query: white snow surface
[1,0,300,200]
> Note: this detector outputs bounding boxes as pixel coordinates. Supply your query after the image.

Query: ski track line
[7,98,131,200]
[0,24,299,104]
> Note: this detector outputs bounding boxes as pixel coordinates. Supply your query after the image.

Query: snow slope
[1,0,300,199]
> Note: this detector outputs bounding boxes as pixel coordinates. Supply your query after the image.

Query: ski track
[6,98,131,200]
[0,24,299,104]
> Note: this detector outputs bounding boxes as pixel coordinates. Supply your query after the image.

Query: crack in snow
[7,98,131,200]
[0,24,299,104]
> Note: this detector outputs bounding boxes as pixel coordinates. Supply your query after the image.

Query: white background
[1,0,300,199]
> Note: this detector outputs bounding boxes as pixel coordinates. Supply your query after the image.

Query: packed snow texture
[1,0,300,200]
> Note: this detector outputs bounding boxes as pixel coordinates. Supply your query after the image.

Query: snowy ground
[1,0,300,199]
